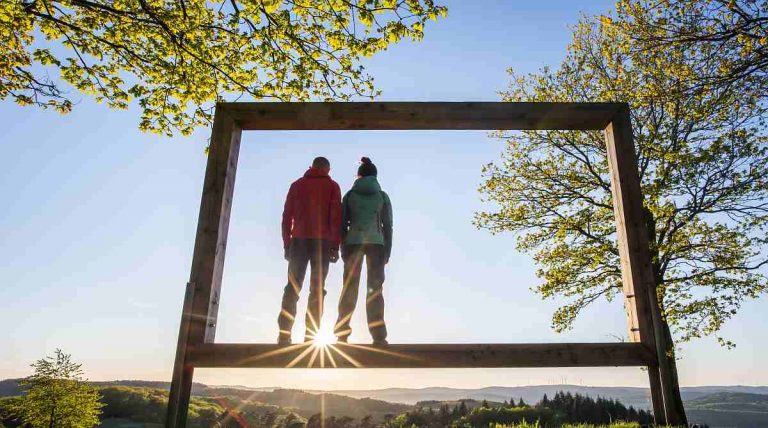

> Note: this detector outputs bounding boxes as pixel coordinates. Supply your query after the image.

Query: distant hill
[681,386,768,402]
[0,379,249,398]
[4,378,768,404]
[321,385,768,409]
[323,385,652,408]
[218,388,411,420]
[93,380,213,394]
[415,398,505,409]
[0,379,21,397]
[1,381,409,423]
[687,391,768,412]
[685,392,768,427]
[4,379,768,409]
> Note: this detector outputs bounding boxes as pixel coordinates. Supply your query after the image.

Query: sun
[309,325,336,347]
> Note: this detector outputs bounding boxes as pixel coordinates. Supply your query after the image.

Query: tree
[359,415,376,428]
[282,412,305,428]
[0,0,446,136]
[306,413,322,428]
[615,0,768,92]
[8,349,103,427]
[457,401,468,417]
[476,6,768,426]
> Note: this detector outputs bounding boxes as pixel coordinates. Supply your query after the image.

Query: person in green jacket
[334,157,392,345]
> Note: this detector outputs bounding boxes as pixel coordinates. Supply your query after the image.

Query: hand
[330,247,339,263]
[284,248,290,261]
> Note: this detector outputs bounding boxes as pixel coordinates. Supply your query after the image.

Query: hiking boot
[277,335,291,346]
[336,336,348,344]
[372,339,388,347]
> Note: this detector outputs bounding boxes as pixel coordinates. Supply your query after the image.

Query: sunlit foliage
[0,0,446,135]
[615,0,768,91]
[379,393,650,428]
[6,349,103,427]
[476,9,768,348]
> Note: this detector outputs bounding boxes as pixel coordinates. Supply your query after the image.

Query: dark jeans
[278,239,330,340]
[335,244,387,341]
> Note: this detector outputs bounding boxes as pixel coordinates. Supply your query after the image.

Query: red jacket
[282,167,342,249]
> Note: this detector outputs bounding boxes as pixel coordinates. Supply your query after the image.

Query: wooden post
[165,282,195,428]
[604,106,684,425]
[187,106,241,345]
[646,364,665,425]
[166,105,242,427]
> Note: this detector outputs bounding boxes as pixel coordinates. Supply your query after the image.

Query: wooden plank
[186,108,242,345]
[222,102,622,131]
[166,282,196,428]
[186,342,655,369]
[604,107,681,425]
[604,109,656,346]
[647,364,666,425]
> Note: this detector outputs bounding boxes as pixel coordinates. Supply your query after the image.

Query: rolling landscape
[3,379,768,427]
[4,0,768,427]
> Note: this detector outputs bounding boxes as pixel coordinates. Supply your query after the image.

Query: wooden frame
[166,102,683,427]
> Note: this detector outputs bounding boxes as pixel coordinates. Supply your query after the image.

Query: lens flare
[308,325,336,348]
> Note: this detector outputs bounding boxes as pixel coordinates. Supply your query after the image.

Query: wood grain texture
[185,342,655,369]
[221,102,623,130]
[166,282,196,428]
[604,107,657,346]
[605,107,682,425]
[185,108,242,345]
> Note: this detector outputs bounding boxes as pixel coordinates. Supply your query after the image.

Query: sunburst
[307,324,337,348]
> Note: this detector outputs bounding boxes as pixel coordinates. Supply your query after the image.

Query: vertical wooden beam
[646,363,666,425]
[604,106,683,425]
[604,110,656,348]
[166,105,242,427]
[187,105,242,345]
[166,282,196,428]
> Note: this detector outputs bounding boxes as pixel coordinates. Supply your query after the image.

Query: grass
[490,423,644,428]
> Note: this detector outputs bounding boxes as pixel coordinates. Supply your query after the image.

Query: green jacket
[341,176,393,258]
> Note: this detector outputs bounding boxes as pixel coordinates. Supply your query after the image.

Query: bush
[455,406,559,427]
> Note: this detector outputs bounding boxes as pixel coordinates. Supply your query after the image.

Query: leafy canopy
[476,8,768,348]
[615,0,768,91]
[7,349,103,427]
[1,0,446,136]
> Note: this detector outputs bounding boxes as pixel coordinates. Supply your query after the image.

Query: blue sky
[1,0,766,390]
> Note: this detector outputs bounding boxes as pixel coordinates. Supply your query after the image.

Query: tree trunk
[644,207,688,425]
[659,302,689,426]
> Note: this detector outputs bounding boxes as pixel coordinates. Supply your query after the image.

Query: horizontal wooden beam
[221,102,623,131]
[186,342,655,369]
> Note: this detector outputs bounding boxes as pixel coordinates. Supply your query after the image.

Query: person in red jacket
[278,156,341,345]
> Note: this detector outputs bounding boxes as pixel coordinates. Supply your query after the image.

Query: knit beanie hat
[357,157,377,177]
